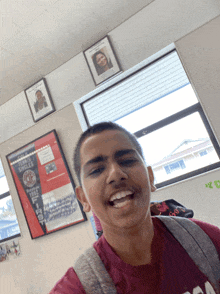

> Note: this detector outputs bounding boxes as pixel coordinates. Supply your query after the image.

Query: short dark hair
[35,90,42,95]
[73,122,144,185]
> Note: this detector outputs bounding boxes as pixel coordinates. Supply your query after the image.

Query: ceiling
[0,0,153,106]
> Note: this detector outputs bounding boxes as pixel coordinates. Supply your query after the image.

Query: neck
[102,215,154,266]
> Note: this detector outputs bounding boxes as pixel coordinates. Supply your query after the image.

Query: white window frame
[74,43,220,188]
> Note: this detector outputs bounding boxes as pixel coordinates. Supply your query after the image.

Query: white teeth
[114,199,131,208]
[109,190,133,202]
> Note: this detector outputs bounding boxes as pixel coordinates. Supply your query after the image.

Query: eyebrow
[84,155,108,168]
[114,149,136,158]
[84,149,136,169]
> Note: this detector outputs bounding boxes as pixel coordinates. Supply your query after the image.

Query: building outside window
[151,138,217,183]
[74,46,220,188]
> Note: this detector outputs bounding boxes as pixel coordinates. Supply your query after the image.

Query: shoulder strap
[74,246,117,294]
[74,217,220,294]
[156,216,220,294]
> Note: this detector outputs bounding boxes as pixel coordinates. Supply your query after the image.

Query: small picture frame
[7,130,87,239]
[84,36,121,86]
[25,78,55,122]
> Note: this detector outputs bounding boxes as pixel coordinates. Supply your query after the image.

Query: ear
[147,166,157,192]
[75,186,91,212]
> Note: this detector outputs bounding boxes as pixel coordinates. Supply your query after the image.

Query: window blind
[81,51,189,126]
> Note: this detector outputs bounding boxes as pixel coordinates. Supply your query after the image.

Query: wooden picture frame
[25,78,55,122]
[84,36,121,86]
[7,130,87,239]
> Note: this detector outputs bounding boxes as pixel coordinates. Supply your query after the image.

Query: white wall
[0,106,96,294]
[0,1,220,293]
[1,0,220,143]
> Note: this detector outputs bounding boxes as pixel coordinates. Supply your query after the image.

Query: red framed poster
[7,130,87,239]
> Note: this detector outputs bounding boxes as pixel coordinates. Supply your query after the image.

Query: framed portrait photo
[84,36,121,86]
[25,78,55,122]
[7,130,87,239]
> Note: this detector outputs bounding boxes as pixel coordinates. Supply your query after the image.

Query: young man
[34,90,48,112]
[50,122,220,294]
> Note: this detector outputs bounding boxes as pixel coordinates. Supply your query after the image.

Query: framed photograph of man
[84,36,121,86]
[25,78,55,122]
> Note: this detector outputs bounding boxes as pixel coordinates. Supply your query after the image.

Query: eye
[89,167,104,176]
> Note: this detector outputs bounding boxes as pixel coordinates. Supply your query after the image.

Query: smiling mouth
[109,193,135,208]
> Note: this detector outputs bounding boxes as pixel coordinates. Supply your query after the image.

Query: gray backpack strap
[156,216,220,294]
[74,246,117,294]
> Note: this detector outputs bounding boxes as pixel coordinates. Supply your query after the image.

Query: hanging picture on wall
[0,239,21,263]
[25,78,55,122]
[7,130,87,239]
[84,36,121,86]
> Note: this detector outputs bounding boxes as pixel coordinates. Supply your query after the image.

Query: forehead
[96,53,104,58]
[80,130,135,162]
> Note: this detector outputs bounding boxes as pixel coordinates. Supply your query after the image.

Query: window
[74,46,220,188]
[200,150,208,157]
[164,160,186,175]
[0,159,21,243]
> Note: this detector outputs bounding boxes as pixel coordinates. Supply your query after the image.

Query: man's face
[76,130,154,231]
[36,91,43,101]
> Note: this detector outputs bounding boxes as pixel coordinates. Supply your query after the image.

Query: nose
[106,163,128,185]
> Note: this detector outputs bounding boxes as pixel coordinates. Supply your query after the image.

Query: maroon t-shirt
[50,218,220,294]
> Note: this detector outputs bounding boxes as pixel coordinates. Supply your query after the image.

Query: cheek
[133,167,149,184]
[137,171,151,199]
[84,180,102,202]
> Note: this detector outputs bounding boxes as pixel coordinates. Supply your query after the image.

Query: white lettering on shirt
[193,286,204,294]
[182,281,216,294]
[204,281,216,294]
